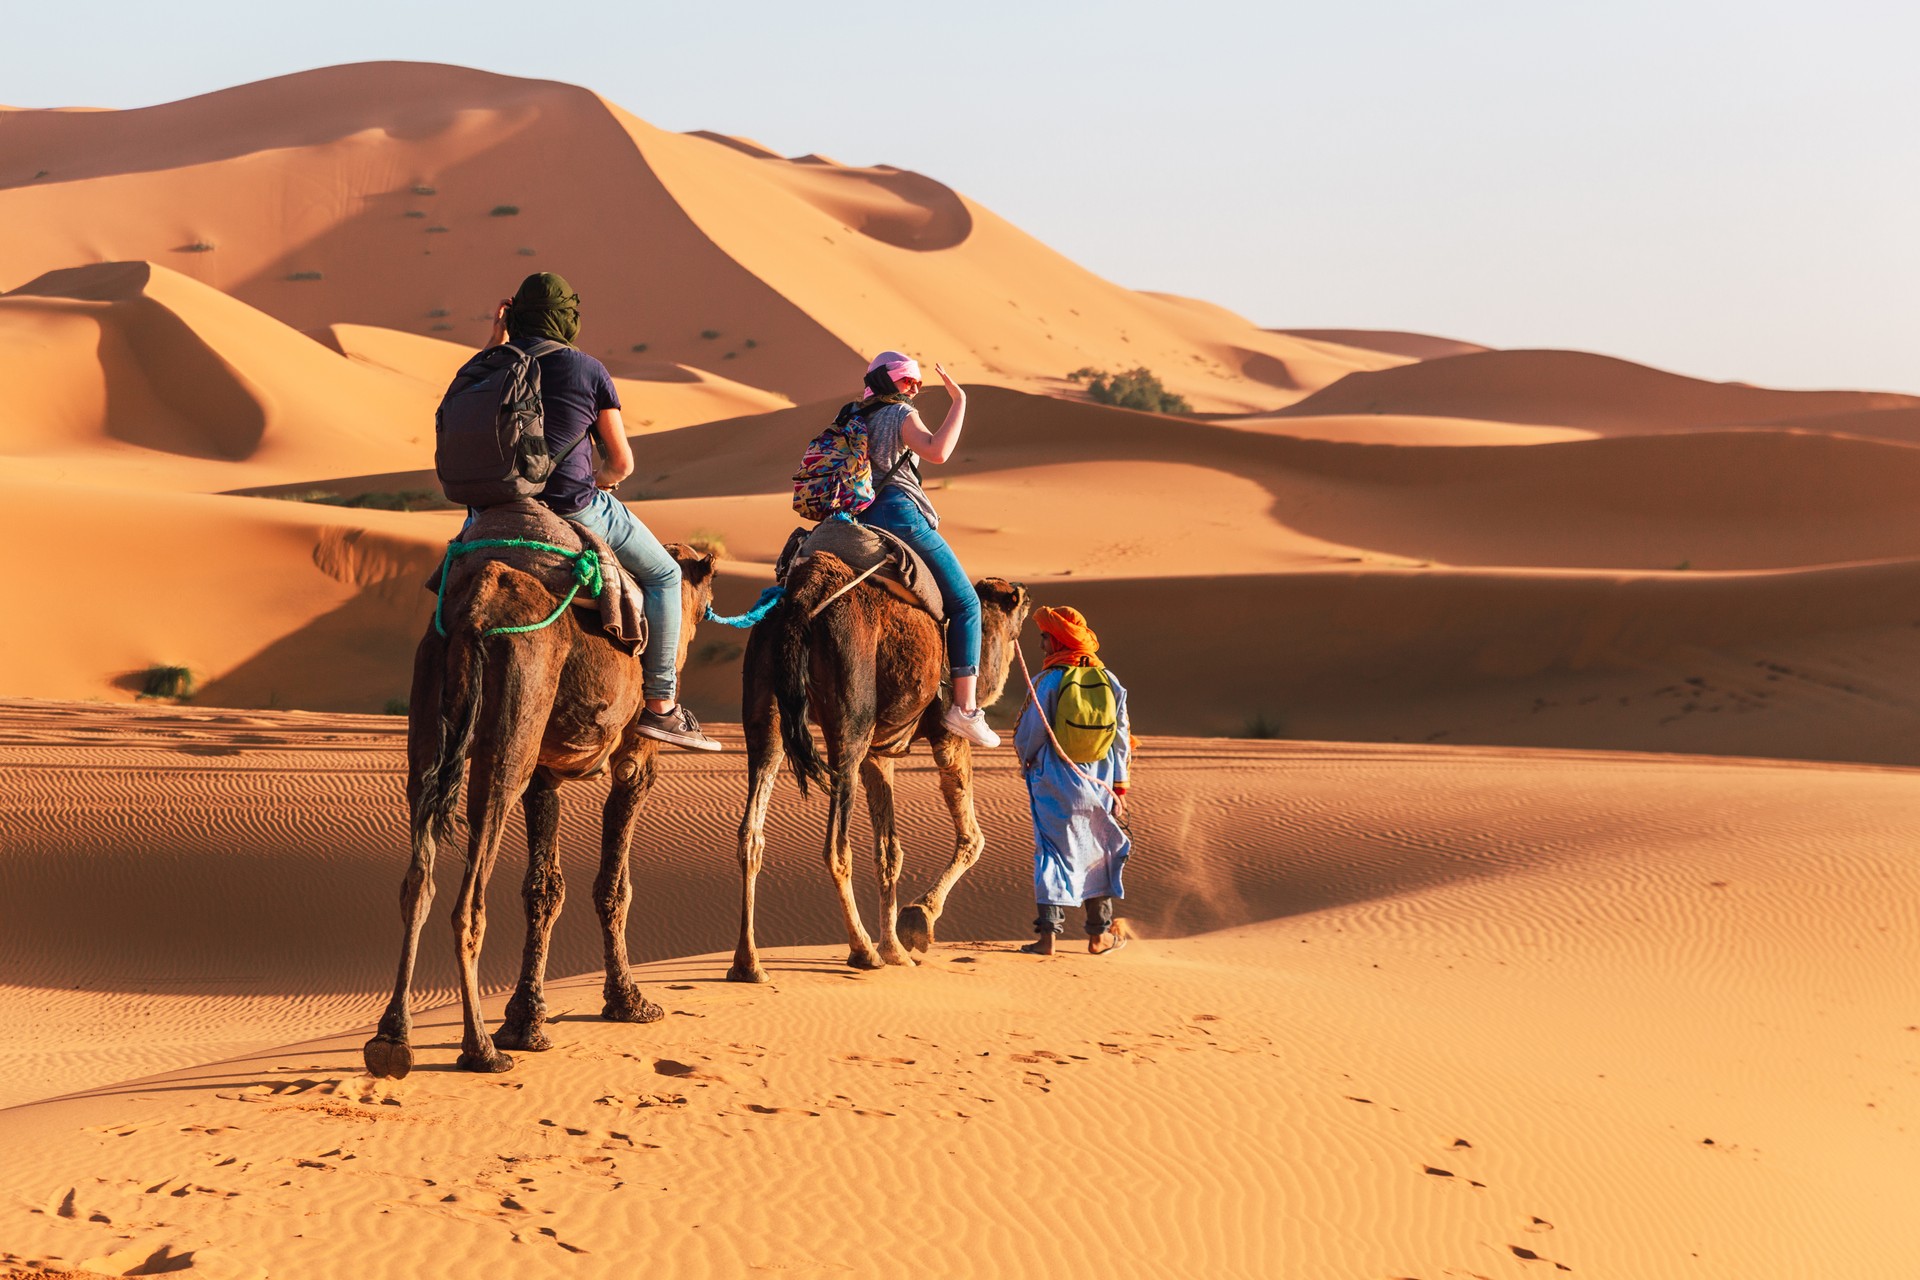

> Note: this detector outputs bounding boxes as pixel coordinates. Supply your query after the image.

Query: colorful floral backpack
[792,400,912,522]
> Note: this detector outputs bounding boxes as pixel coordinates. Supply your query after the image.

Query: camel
[729,551,1030,981]
[363,542,715,1078]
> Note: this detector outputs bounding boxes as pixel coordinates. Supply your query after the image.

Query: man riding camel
[484,272,719,752]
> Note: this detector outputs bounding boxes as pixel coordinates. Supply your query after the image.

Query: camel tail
[770,570,835,797]
[415,630,487,846]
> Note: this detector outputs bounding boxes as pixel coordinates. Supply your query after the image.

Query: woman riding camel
[855,351,998,748]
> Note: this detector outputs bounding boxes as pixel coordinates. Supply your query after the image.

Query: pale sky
[6,0,1916,392]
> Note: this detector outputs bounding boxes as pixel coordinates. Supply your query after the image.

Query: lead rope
[1013,642,1120,804]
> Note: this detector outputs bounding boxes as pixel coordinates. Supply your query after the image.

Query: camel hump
[776,522,944,621]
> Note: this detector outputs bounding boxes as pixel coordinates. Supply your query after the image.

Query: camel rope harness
[433,538,604,639]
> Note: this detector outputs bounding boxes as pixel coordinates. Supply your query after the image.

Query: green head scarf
[506,272,581,345]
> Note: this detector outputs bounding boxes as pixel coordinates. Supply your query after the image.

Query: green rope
[434,538,604,639]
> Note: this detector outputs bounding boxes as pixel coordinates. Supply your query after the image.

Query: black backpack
[434,339,590,508]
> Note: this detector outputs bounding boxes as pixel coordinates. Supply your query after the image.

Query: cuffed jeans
[1035,897,1115,937]
[563,489,682,702]
[862,486,982,678]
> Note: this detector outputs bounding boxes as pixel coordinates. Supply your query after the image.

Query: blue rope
[704,585,786,630]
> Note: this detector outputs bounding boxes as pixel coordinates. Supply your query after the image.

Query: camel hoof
[493,1024,553,1053]
[878,948,917,968]
[602,994,666,1024]
[362,1035,413,1080]
[896,905,934,953]
[456,1048,515,1074]
[726,964,770,984]
[847,949,884,971]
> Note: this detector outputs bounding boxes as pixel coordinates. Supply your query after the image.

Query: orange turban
[1034,606,1102,669]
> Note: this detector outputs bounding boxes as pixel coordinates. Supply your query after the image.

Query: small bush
[287,271,323,281]
[411,184,437,196]
[489,205,520,217]
[630,343,649,353]
[1239,711,1285,740]
[403,210,427,219]
[425,226,449,234]
[699,329,720,340]
[268,489,446,512]
[431,323,453,332]
[382,698,409,716]
[696,639,744,665]
[517,247,537,256]
[140,665,195,700]
[689,530,728,560]
[426,308,449,318]
[743,338,758,349]
[723,351,736,359]
[34,169,49,179]
[179,241,215,253]
[1075,366,1191,414]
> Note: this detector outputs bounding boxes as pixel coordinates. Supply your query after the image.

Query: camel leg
[450,668,547,1073]
[363,824,436,1079]
[365,637,450,1079]
[826,750,883,970]
[595,738,665,1023]
[729,694,784,983]
[861,754,914,967]
[897,735,984,953]
[495,768,564,1052]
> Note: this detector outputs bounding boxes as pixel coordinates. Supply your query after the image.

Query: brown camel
[363,543,715,1078]
[729,552,1030,980]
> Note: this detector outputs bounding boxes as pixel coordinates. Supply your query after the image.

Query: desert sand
[2,703,1917,1278]
[2,60,1917,1280]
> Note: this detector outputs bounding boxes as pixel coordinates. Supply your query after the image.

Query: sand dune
[1276,348,1920,432]
[0,61,1398,413]
[1,702,1916,1277]
[0,261,438,491]
[1274,326,1492,361]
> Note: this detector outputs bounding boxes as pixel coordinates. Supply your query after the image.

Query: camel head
[972,577,1032,710]
[666,543,718,675]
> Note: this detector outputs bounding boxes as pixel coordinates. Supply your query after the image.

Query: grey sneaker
[637,704,724,752]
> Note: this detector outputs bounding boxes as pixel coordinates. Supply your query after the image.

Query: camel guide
[1016,607,1133,956]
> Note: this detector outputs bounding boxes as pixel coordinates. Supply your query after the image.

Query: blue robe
[1015,666,1132,906]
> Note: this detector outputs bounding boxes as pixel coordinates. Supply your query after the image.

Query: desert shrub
[490,205,520,217]
[697,639,744,665]
[382,698,409,716]
[140,665,195,700]
[631,343,649,353]
[1239,711,1285,739]
[287,271,323,281]
[425,226,449,234]
[426,308,449,318]
[723,351,736,359]
[1073,366,1191,414]
[688,530,728,560]
[411,184,437,196]
[34,169,49,179]
[404,210,427,219]
[743,338,758,349]
[179,241,215,253]
[700,329,720,340]
[431,324,453,332]
[517,247,537,256]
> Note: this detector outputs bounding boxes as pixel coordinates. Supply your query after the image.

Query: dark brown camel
[729,552,1030,980]
[363,543,715,1078]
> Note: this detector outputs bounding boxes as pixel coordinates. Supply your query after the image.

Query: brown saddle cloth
[774,519,944,621]
[425,499,647,653]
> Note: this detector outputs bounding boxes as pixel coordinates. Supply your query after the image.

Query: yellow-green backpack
[1053,666,1118,764]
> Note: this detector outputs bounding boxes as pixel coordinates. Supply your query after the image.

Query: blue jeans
[563,490,682,702]
[862,487,981,678]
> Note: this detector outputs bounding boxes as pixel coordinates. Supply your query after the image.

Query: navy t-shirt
[513,337,620,516]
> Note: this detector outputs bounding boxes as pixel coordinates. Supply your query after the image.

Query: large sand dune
[1,702,1915,1277]
[0,61,1398,414]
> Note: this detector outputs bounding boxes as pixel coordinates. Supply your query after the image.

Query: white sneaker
[942,704,1001,748]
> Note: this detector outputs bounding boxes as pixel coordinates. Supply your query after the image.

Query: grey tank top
[863,402,939,527]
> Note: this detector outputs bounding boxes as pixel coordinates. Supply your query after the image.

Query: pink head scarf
[862,350,922,398]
